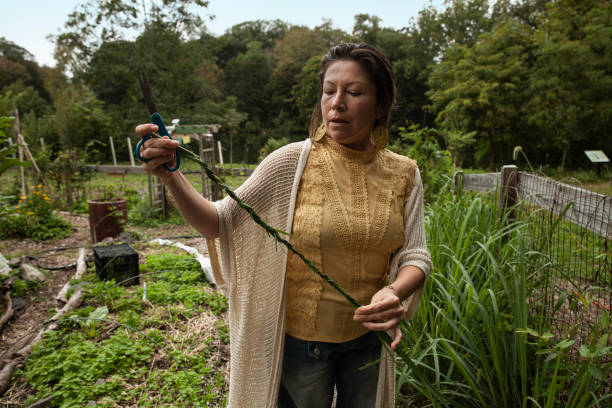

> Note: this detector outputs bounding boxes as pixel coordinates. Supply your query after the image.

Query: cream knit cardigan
[207,139,431,408]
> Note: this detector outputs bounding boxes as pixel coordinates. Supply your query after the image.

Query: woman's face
[321,60,381,151]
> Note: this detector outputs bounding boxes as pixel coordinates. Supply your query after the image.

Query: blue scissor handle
[135,113,181,172]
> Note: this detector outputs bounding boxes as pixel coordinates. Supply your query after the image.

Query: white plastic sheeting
[149,238,215,284]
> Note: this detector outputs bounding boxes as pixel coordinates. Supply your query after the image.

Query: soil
[0,211,214,405]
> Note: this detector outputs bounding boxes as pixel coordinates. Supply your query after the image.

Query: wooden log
[0,292,13,331]
[56,248,87,303]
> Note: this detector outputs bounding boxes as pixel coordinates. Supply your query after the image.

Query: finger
[391,326,402,350]
[360,317,401,332]
[135,124,158,137]
[140,146,177,160]
[353,305,403,323]
[355,297,400,316]
[142,155,174,172]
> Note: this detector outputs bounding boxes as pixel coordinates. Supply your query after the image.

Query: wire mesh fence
[458,167,611,390]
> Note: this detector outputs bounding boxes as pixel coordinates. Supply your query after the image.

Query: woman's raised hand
[134,124,180,180]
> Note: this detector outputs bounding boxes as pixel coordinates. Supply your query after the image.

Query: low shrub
[0,184,72,241]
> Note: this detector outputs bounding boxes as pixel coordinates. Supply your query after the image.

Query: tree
[527,0,612,168]
[214,20,289,67]
[51,0,210,75]
[0,38,50,101]
[291,56,322,129]
[268,26,327,134]
[224,41,272,127]
[428,19,533,169]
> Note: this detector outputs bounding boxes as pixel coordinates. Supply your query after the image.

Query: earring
[371,125,388,150]
[314,123,327,142]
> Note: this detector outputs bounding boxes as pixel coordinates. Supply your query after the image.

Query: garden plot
[0,221,228,407]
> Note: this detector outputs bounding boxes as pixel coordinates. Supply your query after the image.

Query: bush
[0,184,72,241]
[388,125,453,202]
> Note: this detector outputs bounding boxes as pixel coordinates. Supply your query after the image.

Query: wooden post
[109,136,117,166]
[497,165,518,222]
[217,140,224,165]
[147,173,153,217]
[198,134,207,198]
[127,137,135,166]
[12,109,48,188]
[454,171,463,197]
[12,110,27,197]
[7,137,16,158]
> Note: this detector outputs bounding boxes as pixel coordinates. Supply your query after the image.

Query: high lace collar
[318,135,378,163]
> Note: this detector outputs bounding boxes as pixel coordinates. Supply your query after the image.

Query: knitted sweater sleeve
[388,167,432,320]
[396,168,433,276]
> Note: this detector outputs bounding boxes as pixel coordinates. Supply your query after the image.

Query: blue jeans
[278,331,382,408]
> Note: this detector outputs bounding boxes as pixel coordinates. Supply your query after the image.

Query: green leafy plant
[395,187,612,407]
[388,125,453,202]
[0,184,72,241]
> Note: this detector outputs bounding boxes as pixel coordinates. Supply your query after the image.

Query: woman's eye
[348,90,361,96]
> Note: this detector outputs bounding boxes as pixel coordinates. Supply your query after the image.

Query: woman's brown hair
[308,43,396,138]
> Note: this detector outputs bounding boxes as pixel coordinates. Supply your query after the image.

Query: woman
[135,43,432,408]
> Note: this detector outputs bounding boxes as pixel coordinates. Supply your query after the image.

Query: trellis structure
[170,124,222,201]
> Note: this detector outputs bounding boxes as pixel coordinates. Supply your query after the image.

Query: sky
[1,0,444,67]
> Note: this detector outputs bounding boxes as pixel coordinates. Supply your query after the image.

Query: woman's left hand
[353,286,404,349]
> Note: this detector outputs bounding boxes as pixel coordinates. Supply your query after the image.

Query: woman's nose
[331,92,346,111]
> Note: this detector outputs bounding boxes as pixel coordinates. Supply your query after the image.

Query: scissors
[135,113,181,172]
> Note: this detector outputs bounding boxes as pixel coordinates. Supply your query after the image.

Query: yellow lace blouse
[285,136,419,342]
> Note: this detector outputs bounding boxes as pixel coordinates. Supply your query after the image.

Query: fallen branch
[0,292,13,332]
[56,248,87,303]
[0,276,17,332]
[0,249,86,396]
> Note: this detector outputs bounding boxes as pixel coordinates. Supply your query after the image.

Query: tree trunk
[64,170,73,208]
[560,141,568,171]
[488,130,497,169]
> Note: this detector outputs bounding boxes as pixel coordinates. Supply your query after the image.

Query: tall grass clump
[395,188,612,407]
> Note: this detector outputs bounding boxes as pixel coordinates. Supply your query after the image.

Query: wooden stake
[109,136,117,166]
[127,137,135,167]
[12,109,48,189]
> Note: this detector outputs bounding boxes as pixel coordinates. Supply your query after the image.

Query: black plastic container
[93,244,139,286]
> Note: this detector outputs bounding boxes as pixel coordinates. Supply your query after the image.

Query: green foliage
[0,184,72,241]
[11,278,41,297]
[51,0,210,75]
[142,253,228,313]
[258,136,290,161]
[19,250,229,406]
[0,116,28,177]
[428,18,533,168]
[388,125,453,202]
[23,330,155,407]
[395,189,612,407]
[291,55,321,129]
